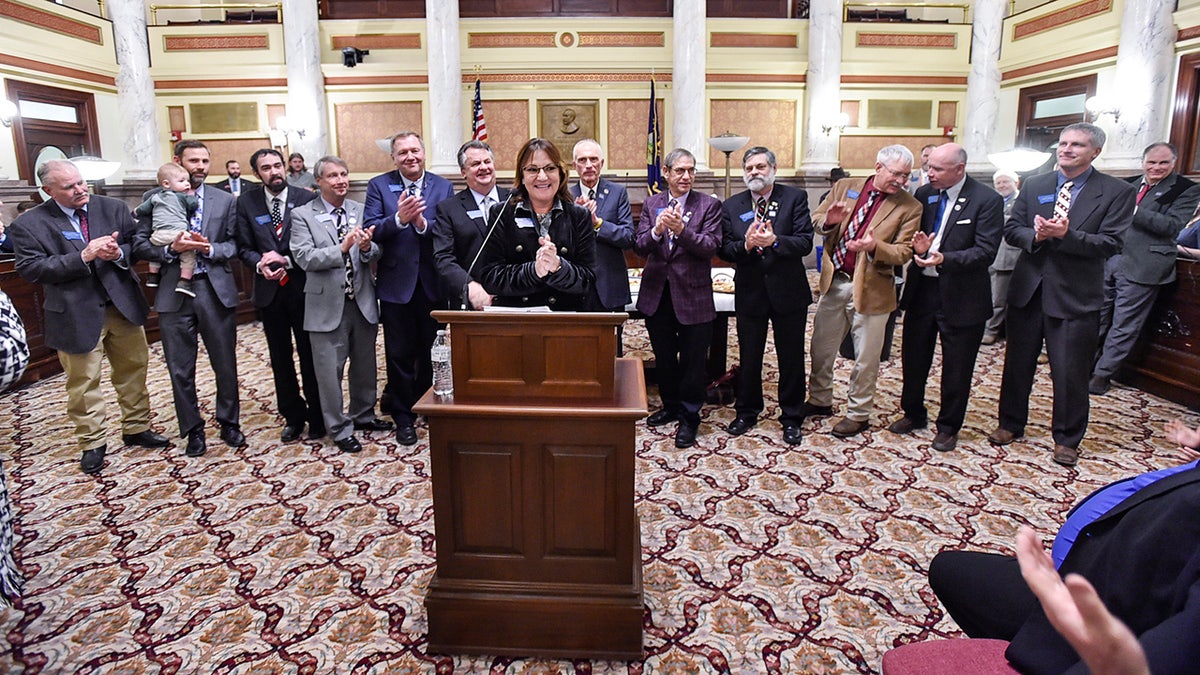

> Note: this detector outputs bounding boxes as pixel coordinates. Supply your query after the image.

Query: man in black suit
[432,140,509,310]
[718,146,813,445]
[9,159,168,474]
[988,123,1134,467]
[235,148,322,442]
[570,139,634,315]
[214,159,251,197]
[889,143,1002,452]
[134,139,244,458]
[1090,142,1200,395]
[929,458,1200,674]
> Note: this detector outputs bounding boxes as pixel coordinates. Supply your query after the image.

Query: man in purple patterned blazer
[634,147,727,449]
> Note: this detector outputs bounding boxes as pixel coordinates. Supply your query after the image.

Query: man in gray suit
[10,160,168,474]
[1090,142,1200,395]
[982,169,1021,345]
[290,156,382,454]
[570,139,634,316]
[134,140,243,459]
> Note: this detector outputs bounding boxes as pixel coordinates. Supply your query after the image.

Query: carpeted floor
[0,312,1194,674]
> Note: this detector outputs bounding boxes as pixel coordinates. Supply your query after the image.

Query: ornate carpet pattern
[0,312,1194,674]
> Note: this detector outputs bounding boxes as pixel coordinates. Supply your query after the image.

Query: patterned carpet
[0,310,1194,674]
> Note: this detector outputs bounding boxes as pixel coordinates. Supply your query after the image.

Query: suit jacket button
[522,296,529,302]
[548,296,556,304]
[516,245,523,252]
[560,247,568,254]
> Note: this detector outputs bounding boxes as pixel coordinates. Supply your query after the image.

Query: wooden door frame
[4,79,100,182]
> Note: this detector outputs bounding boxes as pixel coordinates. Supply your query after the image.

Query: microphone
[461,190,515,310]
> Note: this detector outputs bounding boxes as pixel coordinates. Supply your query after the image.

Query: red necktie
[78,209,90,242]
[1136,183,1150,205]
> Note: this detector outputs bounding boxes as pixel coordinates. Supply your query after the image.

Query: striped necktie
[271,197,283,239]
[1054,181,1074,221]
[333,207,354,299]
[830,190,880,271]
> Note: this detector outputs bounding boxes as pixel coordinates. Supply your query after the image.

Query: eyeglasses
[669,166,696,176]
[523,164,558,177]
[879,165,911,181]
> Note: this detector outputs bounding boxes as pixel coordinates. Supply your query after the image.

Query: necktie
[932,191,948,235]
[78,209,90,242]
[755,197,768,222]
[1136,183,1151,205]
[666,198,679,249]
[271,197,283,239]
[333,207,354,299]
[1054,181,1074,221]
[407,182,419,198]
[191,192,207,274]
[481,196,493,220]
[830,191,881,271]
[588,188,596,202]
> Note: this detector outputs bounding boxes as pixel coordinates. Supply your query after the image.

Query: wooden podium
[414,311,647,659]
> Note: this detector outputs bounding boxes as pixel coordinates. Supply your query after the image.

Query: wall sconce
[1085,96,1120,122]
[821,112,851,135]
[0,100,17,128]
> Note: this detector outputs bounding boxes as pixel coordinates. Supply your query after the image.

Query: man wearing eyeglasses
[570,139,634,316]
[634,148,726,449]
[364,131,455,446]
[804,144,922,438]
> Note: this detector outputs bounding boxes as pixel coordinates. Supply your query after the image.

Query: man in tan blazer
[803,145,922,437]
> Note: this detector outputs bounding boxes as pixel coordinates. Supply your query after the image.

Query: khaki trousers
[807,274,890,422]
[59,305,152,452]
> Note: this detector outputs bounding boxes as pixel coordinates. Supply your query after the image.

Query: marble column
[108,0,160,180]
[282,0,327,164]
[963,0,1005,173]
[426,0,463,175]
[801,0,842,175]
[673,0,708,170]
[1103,0,1176,170]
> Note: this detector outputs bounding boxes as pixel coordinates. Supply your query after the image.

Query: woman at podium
[478,138,596,311]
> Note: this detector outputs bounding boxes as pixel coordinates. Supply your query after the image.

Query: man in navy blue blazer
[569,139,634,316]
[364,131,454,445]
[890,143,1002,452]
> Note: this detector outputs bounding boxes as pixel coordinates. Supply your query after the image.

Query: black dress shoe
[798,402,834,421]
[726,417,756,436]
[646,409,680,427]
[396,424,418,446]
[1088,375,1111,395]
[355,417,395,433]
[335,435,363,453]
[675,423,698,448]
[122,429,170,448]
[80,445,106,474]
[281,424,304,443]
[220,424,246,448]
[308,426,327,440]
[783,425,803,445]
[186,430,207,457]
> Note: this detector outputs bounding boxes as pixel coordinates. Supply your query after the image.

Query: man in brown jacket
[802,145,922,437]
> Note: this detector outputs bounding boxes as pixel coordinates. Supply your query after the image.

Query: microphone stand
[461,191,515,310]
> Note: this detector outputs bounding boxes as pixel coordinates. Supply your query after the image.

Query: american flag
[471,78,488,142]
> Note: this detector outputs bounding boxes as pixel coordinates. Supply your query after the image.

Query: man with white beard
[718,146,814,445]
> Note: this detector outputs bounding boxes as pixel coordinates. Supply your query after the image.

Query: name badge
[927,195,940,204]
[740,210,755,222]
[62,230,83,241]
[847,190,860,199]
[255,214,272,225]
[466,210,483,219]
[316,213,332,223]
[1038,194,1055,204]
[515,217,535,229]
[388,184,404,193]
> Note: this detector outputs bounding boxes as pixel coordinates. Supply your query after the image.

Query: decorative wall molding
[0,0,103,44]
[706,73,805,83]
[710,33,796,49]
[163,34,269,51]
[1000,46,1118,81]
[856,32,957,49]
[1012,0,1112,41]
[324,75,429,86]
[841,75,967,85]
[467,72,671,83]
[1179,25,1200,42]
[156,78,287,90]
[578,32,664,48]
[468,32,557,48]
[331,34,421,50]
[0,53,114,87]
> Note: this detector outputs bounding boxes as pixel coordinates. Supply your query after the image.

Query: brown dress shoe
[887,417,925,435]
[1052,444,1079,467]
[831,417,868,438]
[987,427,1022,445]
[932,431,958,452]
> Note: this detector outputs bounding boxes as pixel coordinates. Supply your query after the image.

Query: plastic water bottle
[432,329,453,397]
